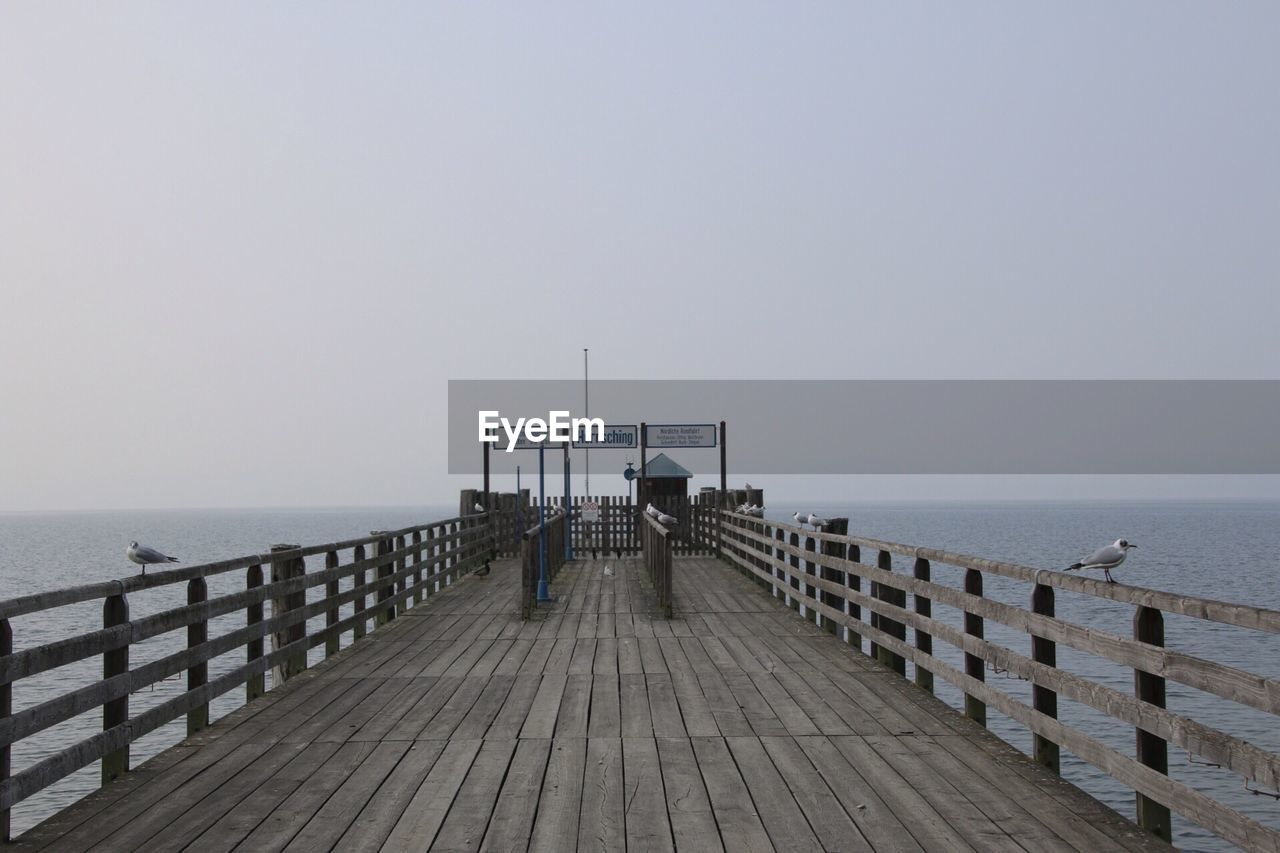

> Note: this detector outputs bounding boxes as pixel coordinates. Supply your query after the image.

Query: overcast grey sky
[3,3,1278,510]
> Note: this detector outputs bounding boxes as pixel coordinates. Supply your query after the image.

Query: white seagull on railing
[807,513,830,530]
[646,503,661,518]
[657,512,678,525]
[1065,539,1137,584]
[747,505,765,518]
[474,502,486,513]
[793,512,807,528]
[127,541,179,576]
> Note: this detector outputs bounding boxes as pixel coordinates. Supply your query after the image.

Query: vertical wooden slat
[846,544,862,652]
[324,551,340,658]
[913,558,933,693]
[774,526,785,601]
[373,532,395,628]
[412,531,423,606]
[246,564,265,701]
[788,530,801,612]
[352,543,367,640]
[963,569,986,726]
[186,577,209,735]
[1,618,11,841]
[1031,582,1058,772]
[270,544,306,687]
[819,520,849,635]
[101,592,129,785]
[803,531,818,625]
[875,551,906,675]
[1135,606,1172,842]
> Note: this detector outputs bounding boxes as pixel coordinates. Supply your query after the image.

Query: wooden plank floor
[13,556,1170,852]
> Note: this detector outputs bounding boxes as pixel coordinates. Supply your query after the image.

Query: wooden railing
[520,510,568,619]
[640,512,674,618]
[718,509,1280,850]
[0,513,493,839]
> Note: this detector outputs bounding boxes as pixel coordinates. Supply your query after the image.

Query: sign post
[537,443,549,602]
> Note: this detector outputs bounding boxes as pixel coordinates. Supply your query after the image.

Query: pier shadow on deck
[11,556,1168,852]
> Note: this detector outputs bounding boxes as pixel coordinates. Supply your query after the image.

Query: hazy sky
[3,3,1278,510]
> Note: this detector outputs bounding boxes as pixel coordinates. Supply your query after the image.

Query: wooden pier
[6,555,1167,852]
[3,498,1279,850]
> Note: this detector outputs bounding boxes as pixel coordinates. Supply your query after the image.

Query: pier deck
[13,556,1166,852]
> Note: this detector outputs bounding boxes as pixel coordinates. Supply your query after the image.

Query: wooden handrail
[717,509,1280,849]
[0,513,495,827]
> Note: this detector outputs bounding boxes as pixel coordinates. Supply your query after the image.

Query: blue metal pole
[564,448,573,562]
[537,444,549,601]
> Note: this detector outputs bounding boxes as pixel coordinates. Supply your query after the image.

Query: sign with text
[645,423,718,448]
[571,423,638,449]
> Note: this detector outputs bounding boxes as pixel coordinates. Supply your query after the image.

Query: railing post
[186,577,209,735]
[963,569,986,726]
[246,564,265,701]
[325,551,340,658]
[1031,582,1059,773]
[372,531,395,627]
[913,558,933,693]
[773,526,785,601]
[270,544,306,688]
[412,531,423,605]
[2,617,11,842]
[1134,606,1172,842]
[846,544,862,653]
[819,519,849,636]
[875,551,906,675]
[352,543,367,640]
[803,531,818,625]
[102,591,129,785]
[787,529,801,612]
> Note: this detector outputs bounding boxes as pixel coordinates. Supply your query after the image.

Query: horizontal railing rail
[0,513,494,838]
[718,509,1280,851]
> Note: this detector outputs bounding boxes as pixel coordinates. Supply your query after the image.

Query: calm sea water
[2,500,1278,851]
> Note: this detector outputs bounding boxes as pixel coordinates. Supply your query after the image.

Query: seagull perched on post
[657,512,678,526]
[807,513,830,530]
[1065,539,1137,584]
[127,542,179,575]
[474,502,486,513]
[646,503,661,519]
[793,512,807,529]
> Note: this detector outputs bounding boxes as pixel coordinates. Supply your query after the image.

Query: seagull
[474,502,486,513]
[748,506,765,518]
[793,512,807,528]
[603,564,615,577]
[745,482,753,489]
[127,542,179,575]
[657,512,678,525]
[646,503,661,518]
[807,513,830,530]
[1065,539,1137,584]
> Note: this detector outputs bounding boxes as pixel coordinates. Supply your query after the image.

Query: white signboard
[581,500,601,522]
[571,424,638,449]
[644,423,718,448]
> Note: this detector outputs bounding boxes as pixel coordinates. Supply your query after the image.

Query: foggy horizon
[4,4,1278,511]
